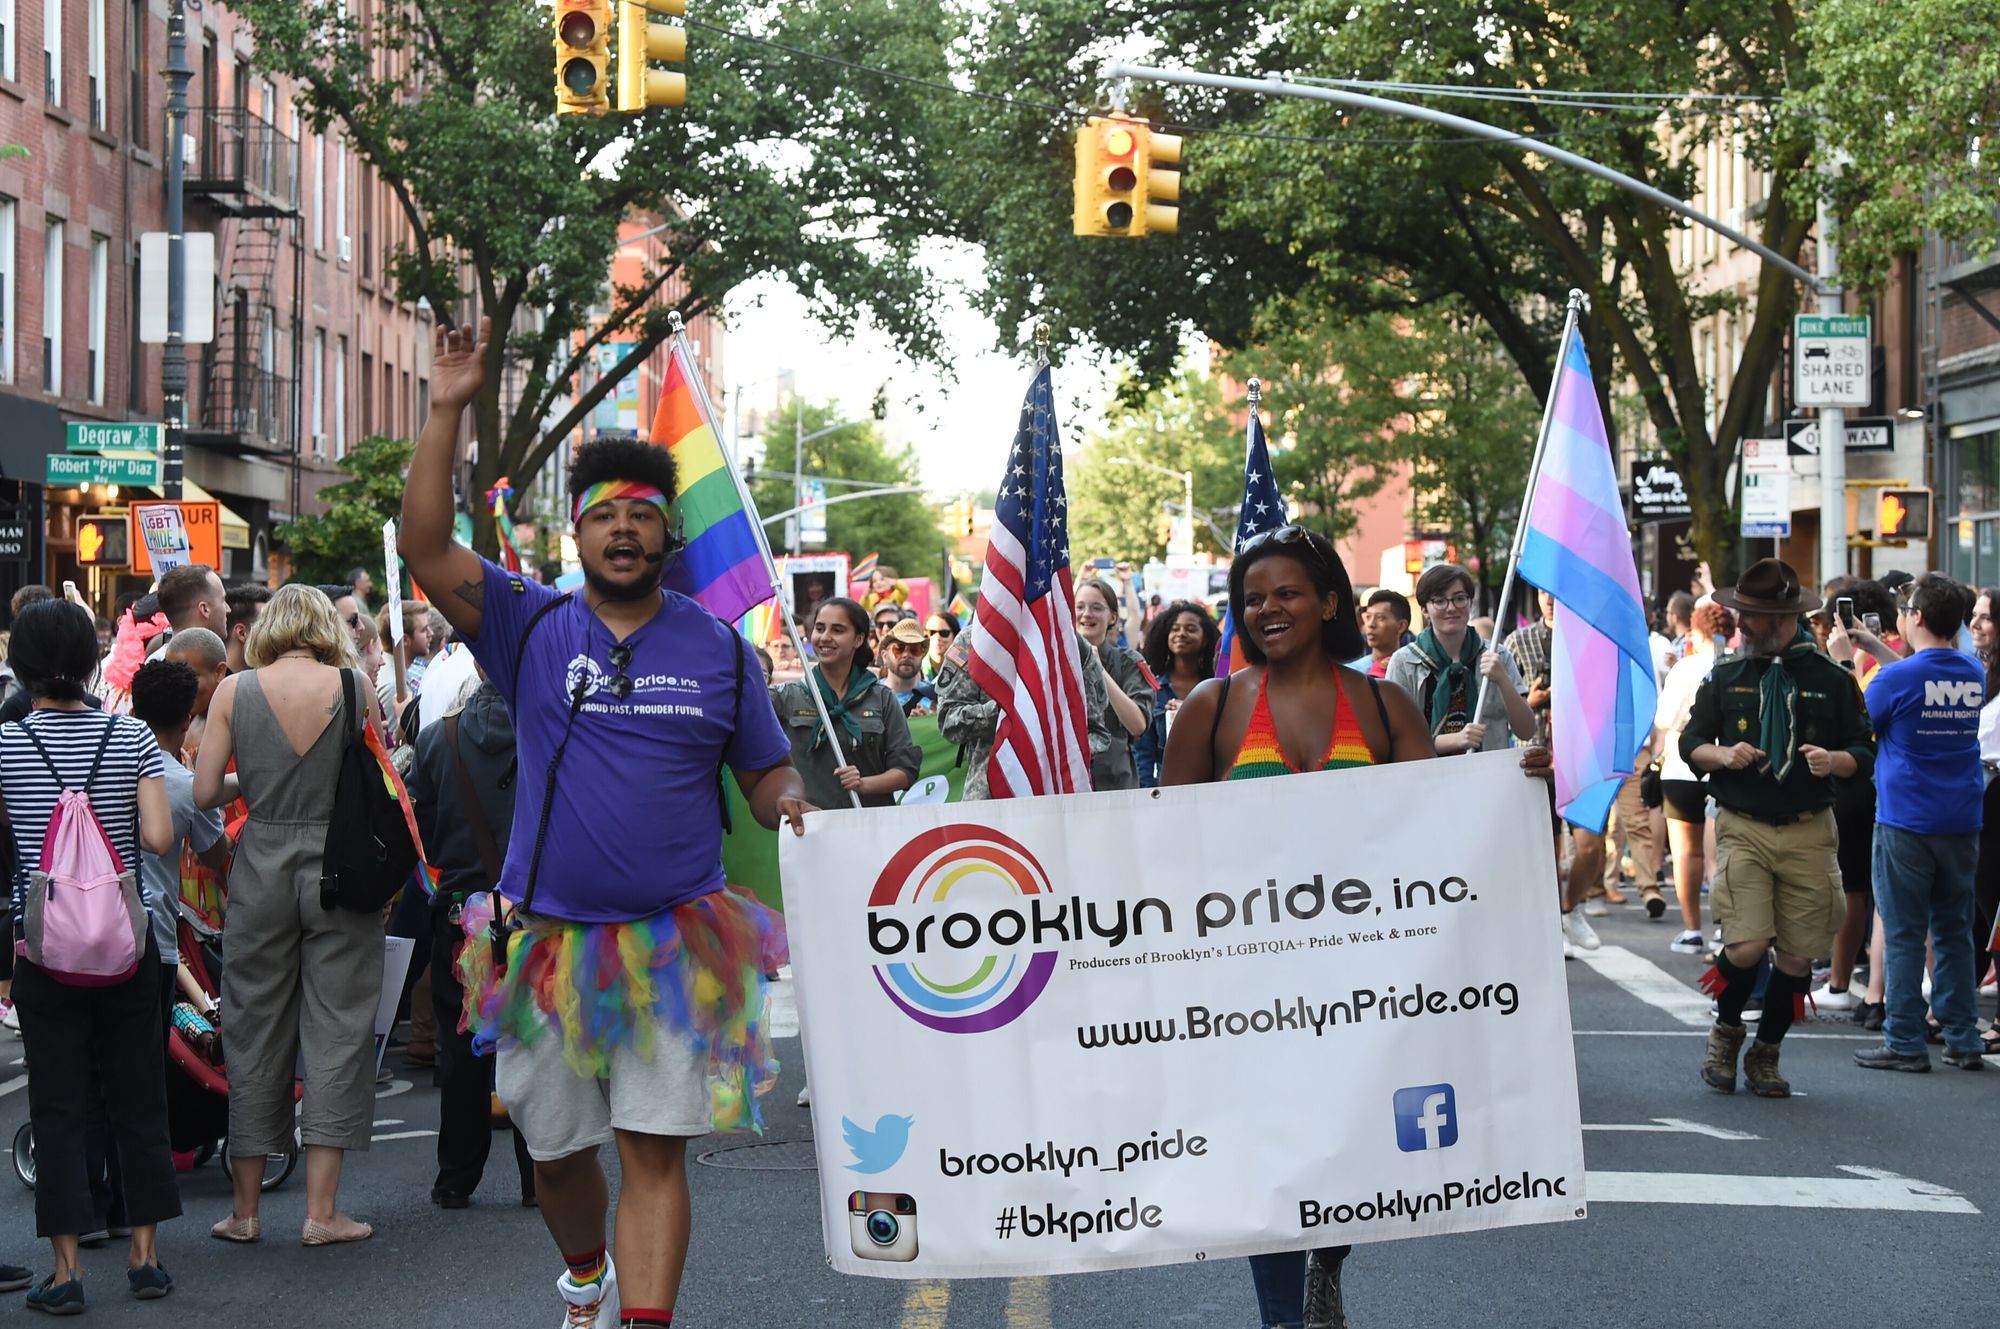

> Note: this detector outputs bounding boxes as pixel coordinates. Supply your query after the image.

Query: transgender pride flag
[653,340,774,625]
[1515,327,1659,833]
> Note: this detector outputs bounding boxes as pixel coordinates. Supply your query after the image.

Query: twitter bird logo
[843,1114,915,1174]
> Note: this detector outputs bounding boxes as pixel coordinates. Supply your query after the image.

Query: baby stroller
[11,909,300,1191]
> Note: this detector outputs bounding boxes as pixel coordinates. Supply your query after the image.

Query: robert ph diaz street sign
[1794,314,1870,409]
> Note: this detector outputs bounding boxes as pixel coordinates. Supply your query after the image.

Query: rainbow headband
[573,480,670,525]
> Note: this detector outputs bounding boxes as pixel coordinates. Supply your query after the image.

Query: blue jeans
[1872,823,1981,1056]
[1248,1247,1350,1329]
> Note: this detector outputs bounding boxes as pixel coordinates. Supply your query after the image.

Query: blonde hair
[374,598,432,643]
[246,584,361,669]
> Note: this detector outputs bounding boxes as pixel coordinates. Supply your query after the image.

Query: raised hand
[430,316,491,412]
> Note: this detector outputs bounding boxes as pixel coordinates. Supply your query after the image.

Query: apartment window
[1,0,15,83]
[259,79,277,190]
[0,199,13,384]
[310,329,324,445]
[311,134,324,250]
[125,0,145,146]
[359,167,372,279]
[334,137,348,258]
[42,220,62,393]
[86,233,105,402]
[400,369,410,436]
[333,335,347,456]
[41,0,59,103]
[85,0,103,127]
[359,349,372,433]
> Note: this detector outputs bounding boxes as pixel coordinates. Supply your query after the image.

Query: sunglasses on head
[1238,524,1328,572]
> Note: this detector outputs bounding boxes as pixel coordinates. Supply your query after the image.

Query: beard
[1743,623,1795,657]
[582,559,664,602]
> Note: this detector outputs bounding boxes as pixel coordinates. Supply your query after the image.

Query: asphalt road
[0,898,1988,1328]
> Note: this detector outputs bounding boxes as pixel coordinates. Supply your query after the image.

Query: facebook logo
[1392,1083,1459,1153]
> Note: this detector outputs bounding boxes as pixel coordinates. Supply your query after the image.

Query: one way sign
[1785,417,1896,457]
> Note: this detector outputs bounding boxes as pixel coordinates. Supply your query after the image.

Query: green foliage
[275,436,413,585]
[1068,369,1240,564]
[750,400,939,579]
[1797,0,2000,292]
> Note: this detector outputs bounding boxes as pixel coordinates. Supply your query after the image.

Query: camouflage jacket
[936,629,1110,800]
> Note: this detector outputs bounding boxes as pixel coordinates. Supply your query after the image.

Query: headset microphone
[643,550,666,564]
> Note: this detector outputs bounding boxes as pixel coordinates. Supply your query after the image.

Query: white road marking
[1575,945,1713,1026]
[1584,1118,1760,1140]
[0,1078,23,1100]
[375,1078,413,1100]
[371,1129,436,1142]
[374,1119,404,1128]
[1587,1165,1978,1213]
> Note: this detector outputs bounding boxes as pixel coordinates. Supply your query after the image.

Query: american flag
[1214,401,1287,676]
[967,365,1092,797]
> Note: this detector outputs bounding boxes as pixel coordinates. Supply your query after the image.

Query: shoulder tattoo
[454,579,485,610]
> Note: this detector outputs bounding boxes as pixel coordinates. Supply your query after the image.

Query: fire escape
[184,106,305,514]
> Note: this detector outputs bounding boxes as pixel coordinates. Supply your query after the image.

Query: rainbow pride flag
[654,342,775,624]
[850,551,880,583]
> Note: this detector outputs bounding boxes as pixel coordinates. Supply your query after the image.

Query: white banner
[382,518,403,644]
[783,751,1585,1280]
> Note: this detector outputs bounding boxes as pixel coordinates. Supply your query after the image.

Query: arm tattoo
[454,579,485,610]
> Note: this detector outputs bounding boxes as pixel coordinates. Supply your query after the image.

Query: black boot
[1303,1248,1350,1329]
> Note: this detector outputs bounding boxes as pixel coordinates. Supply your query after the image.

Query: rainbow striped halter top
[1227,667,1377,779]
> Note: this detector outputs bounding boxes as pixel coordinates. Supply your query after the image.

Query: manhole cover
[694,1138,820,1171]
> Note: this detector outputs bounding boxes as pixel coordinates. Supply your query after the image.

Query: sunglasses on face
[928,628,955,638]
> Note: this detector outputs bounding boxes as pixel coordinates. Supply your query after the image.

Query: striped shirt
[1,709,165,916]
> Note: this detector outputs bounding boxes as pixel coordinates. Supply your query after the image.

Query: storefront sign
[46,452,161,488]
[1629,459,1691,520]
[0,520,28,560]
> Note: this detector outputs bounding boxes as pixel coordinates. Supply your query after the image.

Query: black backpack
[319,669,421,912]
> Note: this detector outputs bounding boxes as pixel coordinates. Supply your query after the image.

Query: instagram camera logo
[867,824,1060,1034]
[849,1190,919,1261]
[1392,1083,1459,1153]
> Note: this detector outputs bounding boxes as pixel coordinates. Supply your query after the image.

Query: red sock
[620,1311,672,1327]
[563,1245,607,1285]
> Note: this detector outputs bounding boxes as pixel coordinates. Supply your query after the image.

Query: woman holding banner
[775,598,921,811]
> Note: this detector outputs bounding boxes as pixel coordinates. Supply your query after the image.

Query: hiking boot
[1302,1248,1349,1329]
[1942,1048,1988,1071]
[1701,1022,1746,1092]
[1743,1040,1791,1097]
[1853,1044,1931,1073]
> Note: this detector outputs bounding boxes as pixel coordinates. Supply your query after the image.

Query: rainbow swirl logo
[868,824,1060,1034]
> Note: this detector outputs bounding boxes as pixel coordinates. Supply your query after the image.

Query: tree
[749,400,937,579]
[1068,369,1239,564]
[274,435,413,585]
[231,0,959,554]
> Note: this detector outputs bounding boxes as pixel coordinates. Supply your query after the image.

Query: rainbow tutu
[457,886,789,1133]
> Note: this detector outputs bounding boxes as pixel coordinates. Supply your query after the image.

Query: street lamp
[1107,455,1194,552]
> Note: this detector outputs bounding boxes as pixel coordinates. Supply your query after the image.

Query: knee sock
[1714,952,1757,1027]
[563,1244,607,1286]
[621,1311,672,1327]
[1756,969,1800,1045]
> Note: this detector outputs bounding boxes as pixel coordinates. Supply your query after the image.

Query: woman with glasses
[773,598,920,811]
[921,615,958,681]
[1386,563,1537,755]
[1132,599,1220,788]
[1073,578,1154,790]
[194,584,380,1247]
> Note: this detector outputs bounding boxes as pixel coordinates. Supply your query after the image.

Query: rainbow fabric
[738,599,781,648]
[654,342,774,625]
[573,480,670,524]
[849,551,880,583]
[1516,329,1659,832]
[457,886,789,1133]
[1226,666,1375,779]
[488,478,522,574]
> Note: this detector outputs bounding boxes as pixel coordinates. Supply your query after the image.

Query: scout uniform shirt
[1678,647,1875,821]
[774,673,923,810]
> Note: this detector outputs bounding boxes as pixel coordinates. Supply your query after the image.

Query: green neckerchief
[1412,624,1485,733]
[1755,626,1820,782]
[810,664,877,751]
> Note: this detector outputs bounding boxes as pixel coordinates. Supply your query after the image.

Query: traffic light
[942,497,974,538]
[617,0,687,113]
[553,0,613,115]
[1071,114,1182,238]
[76,514,129,566]
[1877,487,1933,542]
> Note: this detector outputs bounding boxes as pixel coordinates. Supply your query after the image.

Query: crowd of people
[0,318,1984,1329]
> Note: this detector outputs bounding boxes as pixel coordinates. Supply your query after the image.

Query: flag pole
[1472,288,1586,732]
[669,312,862,810]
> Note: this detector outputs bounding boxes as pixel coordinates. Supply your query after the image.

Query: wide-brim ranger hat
[1713,557,1822,615]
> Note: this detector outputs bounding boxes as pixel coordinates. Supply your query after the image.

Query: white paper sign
[896,775,952,806]
[136,504,192,574]
[373,935,416,1072]
[783,751,1585,1280]
[382,518,403,644]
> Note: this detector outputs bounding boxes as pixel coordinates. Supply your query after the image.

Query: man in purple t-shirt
[401,318,810,1329]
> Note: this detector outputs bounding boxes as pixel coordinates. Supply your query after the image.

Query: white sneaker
[1560,924,1575,961]
[1813,985,1859,1011]
[1669,930,1705,955]
[556,1257,619,1329]
[1581,899,1610,917]
[1981,981,1997,998]
[0,1000,17,1033]
[1560,910,1601,952]
[796,1085,810,1108]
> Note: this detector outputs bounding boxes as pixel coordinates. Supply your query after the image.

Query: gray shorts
[496,1017,713,1160]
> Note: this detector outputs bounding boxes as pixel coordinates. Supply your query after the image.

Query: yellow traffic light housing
[1877,487,1932,542]
[617,0,687,113]
[1072,114,1182,238]
[554,0,613,115]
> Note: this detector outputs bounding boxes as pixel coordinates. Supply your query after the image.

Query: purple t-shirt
[464,559,792,923]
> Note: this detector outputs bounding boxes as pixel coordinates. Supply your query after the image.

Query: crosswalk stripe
[1575,944,1712,1026]
[1005,1276,1052,1328]
[898,1279,950,1329]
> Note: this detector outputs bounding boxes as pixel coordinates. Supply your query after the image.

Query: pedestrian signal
[76,515,129,566]
[554,0,612,115]
[1876,488,1932,542]
[1074,114,1180,238]
[617,0,687,113]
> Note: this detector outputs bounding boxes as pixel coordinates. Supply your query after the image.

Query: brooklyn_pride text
[866,874,1479,957]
